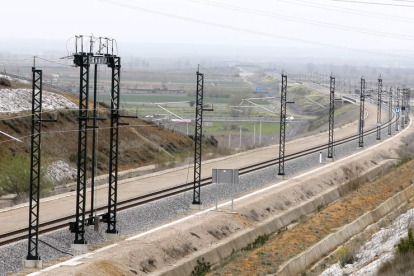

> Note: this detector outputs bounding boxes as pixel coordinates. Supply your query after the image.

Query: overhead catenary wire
[0,120,193,145]
[331,0,414,7]
[279,0,414,23]
[189,0,414,41]
[97,0,414,61]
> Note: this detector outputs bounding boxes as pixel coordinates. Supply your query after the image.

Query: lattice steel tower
[359,77,365,147]
[278,74,287,175]
[388,87,392,136]
[376,76,382,140]
[328,75,335,159]
[26,67,56,263]
[192,71,205,205]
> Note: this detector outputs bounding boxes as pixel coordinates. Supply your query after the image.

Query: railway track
[0,114,397,247]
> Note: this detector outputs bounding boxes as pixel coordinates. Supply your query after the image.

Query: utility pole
[191,70,212,207]
[388,87,392,136]
[278,74,287,176]
[359,77,365,147]
[328,75,335,159]
[376,75,382,140]
[25,67,56,268]
[229,132,231,148]
[396,88,400,131]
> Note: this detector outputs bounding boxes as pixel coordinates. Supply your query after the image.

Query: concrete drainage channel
[159,159,399,276]
[0,122,402,275]
[277,184,414,276]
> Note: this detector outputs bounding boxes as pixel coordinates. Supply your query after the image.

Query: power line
[331,0,414,7]
[189,0,414,41]
[280,0,414,22]
[97,0,414,61]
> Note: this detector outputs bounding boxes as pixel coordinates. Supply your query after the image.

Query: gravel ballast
[0,116,400,275]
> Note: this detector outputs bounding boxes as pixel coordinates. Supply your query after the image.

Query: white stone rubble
[47,160,77,183]
[0,88,77,113]
[320,208,414,276]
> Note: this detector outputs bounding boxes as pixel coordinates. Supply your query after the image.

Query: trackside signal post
[25,66,57,268]
[191,70,213,209]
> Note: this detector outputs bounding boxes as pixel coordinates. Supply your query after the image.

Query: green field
[98,94,231,104]
[202,122,280,134]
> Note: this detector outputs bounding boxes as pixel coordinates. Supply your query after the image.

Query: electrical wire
[34,57,73,68]
[0,58,33,67]
[279,0,414,23]
[97,0,414,61]
[189,0,414,41]
[0,120,194,145]
[38,239,73,256]
[331,0,414,7]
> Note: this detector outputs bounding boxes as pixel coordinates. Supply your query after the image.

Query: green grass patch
[202,122,280,134]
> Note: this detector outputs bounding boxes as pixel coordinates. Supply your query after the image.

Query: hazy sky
[1,0,414,64]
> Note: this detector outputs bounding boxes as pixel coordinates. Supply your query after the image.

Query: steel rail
[0,108,396,247]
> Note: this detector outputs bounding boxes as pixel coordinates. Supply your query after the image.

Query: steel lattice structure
[404,88,410,125]
[388,87,392,136]
[359,78,365,147]
[71,53,90,245]
[328,76,335,159]
[401,87,406,129]
[192,71,204,205]
[27,67,56,261]
[278,74,287,176]
[376,76,382,140]
[27,68,43,261]
[396,88,400,131]
[106,55,122,234]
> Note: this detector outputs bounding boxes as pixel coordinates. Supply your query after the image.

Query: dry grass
[210,159,414,276]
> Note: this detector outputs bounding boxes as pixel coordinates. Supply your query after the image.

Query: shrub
[397,228,414,255]
[0,152,53,199]
[191,258,211,276]
[337,246,356,268]
[0,77,11,87]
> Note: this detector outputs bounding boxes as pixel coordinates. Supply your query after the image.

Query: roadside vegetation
[0,151,53,200]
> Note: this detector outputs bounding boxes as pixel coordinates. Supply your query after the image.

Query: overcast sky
[1,0,414,64]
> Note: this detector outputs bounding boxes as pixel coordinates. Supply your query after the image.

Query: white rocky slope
[47,160,77,183]
[320,208,414,276]
[0,88,77,113]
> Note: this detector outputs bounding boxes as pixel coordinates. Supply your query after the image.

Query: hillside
[0,86,218,195]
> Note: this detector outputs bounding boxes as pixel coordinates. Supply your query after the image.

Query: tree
[0,152,53,200]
